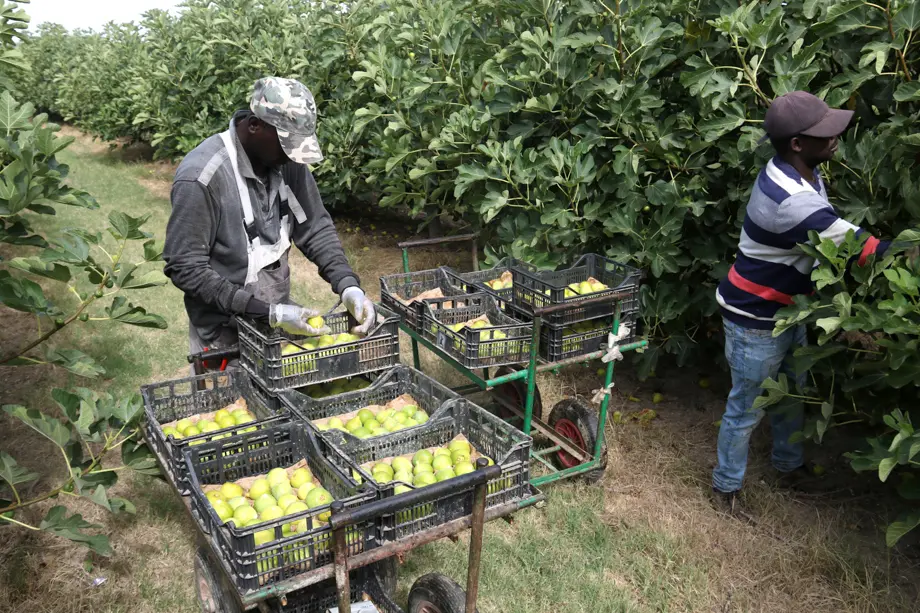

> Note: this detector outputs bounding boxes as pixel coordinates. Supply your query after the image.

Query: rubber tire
[194,547,242,613]
[547,398,608,484]
[408,573,476,613]
[490,365,543,423]
[371,555,399,596]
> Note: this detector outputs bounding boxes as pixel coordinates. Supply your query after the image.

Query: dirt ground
[1,128,918,613]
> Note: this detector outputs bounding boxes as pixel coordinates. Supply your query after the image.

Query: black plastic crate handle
[329,461,501,529]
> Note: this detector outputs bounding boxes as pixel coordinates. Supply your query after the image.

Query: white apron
[219,127,293,286]
[188,126,304,366]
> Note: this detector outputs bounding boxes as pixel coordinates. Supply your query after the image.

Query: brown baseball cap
[763,91,853,140]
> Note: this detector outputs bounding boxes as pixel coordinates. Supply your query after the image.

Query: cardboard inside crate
[439,314,490,329]
[563,276,604,292]
[310,393,421,429]
[395,287,445,305]
[486,271,513,286]
[159,397,248,431]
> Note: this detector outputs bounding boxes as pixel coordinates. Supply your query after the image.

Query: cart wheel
[490,365,542,423]
[547,398,607,483]
[194,547,242,613]
[408,573,476,613]
[371,555,399,596]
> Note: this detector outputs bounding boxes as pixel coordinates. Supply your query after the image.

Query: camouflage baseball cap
[250,77,323,165]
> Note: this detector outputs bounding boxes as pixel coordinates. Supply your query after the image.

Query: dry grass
[1,475,197,613]
[524,365,919,613]
[1,128,917,613]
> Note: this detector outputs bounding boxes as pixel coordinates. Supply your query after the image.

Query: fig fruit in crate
[201,461,335,537]
[312,393,428,438]
[361,436,502,493]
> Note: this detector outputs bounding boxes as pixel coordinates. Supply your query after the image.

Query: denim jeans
[712,318,807,493]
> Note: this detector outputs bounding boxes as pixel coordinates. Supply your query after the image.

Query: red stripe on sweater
[858,236,880,267]
[727,265,795,306]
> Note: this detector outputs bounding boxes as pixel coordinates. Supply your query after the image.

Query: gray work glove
[268,304,332,336]
[341,287,377,336]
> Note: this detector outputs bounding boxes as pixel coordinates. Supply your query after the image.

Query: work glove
[341,287,377,336]
[268,304,332,336]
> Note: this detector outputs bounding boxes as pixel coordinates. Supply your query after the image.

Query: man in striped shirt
[712,91,888,517]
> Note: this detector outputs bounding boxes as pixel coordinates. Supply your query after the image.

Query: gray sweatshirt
[163,113,358,342]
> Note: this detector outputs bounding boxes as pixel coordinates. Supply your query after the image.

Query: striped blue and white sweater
[717,156,888,330]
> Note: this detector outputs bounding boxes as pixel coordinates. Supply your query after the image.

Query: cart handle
[530,289,636,316]
[327,459,501,530]
[397,233,479,273]
[396,233,477,249]
[186,346,240,364]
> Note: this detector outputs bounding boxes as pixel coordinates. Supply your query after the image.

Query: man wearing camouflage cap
[164,77,376,369]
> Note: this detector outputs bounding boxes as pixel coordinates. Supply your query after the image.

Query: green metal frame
[400,246,648,486]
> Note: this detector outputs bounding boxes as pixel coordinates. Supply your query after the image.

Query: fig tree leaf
[0,452,39,488]
[3,405,71,447]
[40,506,112,556]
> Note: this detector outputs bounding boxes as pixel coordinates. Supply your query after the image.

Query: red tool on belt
[206,347,229,372]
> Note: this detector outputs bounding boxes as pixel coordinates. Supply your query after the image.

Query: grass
[1,128,917,613]
[399,484,708,612]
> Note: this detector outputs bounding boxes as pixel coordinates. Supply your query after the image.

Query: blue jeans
[712,319,806,493]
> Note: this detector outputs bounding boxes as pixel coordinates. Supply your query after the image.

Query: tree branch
[0,514,39,530]
[887,0,913,81]
[0,238,126,365]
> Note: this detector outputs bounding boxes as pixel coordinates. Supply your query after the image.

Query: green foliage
[23,0,920,372]
[0,0,160,554]
[0,91,168,374]
[15,22,72,112]
[1,390,152,555]
[760,229,920,545]
[0,0,28,91]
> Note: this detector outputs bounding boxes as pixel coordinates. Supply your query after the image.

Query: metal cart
[164,233,643,611]
[395,234,648,486]
[143,426,544,613]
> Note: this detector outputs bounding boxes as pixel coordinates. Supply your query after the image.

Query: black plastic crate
[279,365,460,445]
[238,304,400,393]
[441,257,538,310]
[379,267,467,332]
[326,398,532,543]
[511,253,640,326]
[539,313,639,363]
[278,567,400,613]
[185,423,378,595]
[142,370,289,495]
[419,293,532,369]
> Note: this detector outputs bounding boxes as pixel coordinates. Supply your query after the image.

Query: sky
[25,0,183,32]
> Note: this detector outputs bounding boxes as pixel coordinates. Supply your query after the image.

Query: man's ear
[789,136,803,153]
[247,115,262,134]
